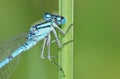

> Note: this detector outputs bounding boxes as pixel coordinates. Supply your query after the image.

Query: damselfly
[0,12,72,79]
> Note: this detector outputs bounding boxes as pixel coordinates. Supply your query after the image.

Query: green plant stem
[58,0,74,79]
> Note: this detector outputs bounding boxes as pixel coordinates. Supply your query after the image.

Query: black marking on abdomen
[7,55,13,61]
[23,42,28,48]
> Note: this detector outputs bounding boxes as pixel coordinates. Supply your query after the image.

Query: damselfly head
[44,12,66,25]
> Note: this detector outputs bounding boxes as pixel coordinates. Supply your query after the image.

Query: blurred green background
[0,0,120,79]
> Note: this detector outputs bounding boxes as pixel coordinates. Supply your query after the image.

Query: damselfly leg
[40,23,73,77]
[46,33,52,60]
[51,23,73,45]
[41,37,47,59]
[40,32,65,76]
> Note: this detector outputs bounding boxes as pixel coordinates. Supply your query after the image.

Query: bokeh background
[0,0,120,79]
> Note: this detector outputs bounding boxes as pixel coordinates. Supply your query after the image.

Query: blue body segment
[0,21,52,68]
[0,12,66,69]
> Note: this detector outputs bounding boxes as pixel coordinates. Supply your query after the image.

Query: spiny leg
[40,33,58,61]
[56,23,73,35]
[41,37,47,59]
[46,33,52,60]
[51,60,66,77]
[46,33,65,76]
[60,39,73,47]
[63,23,73,37]
[51,23,73,44]
[53,23,65,34]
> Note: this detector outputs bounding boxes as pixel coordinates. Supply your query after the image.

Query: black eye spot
[61,16,64,19]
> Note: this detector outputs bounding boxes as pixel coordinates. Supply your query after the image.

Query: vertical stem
[59,0,74,79]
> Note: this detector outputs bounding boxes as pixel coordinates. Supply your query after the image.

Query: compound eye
[56,16,66,25]
[44,12,52,20]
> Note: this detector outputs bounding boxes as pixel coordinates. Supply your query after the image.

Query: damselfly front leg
[51,23,73,45]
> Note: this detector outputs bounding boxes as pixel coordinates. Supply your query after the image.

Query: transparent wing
[0,32,28,79]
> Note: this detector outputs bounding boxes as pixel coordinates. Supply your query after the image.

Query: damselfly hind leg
[40,33,65,77]
[40,33,56,60]
[46,33,52,60]
[51,60,66,77]
[40,37,47,59]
